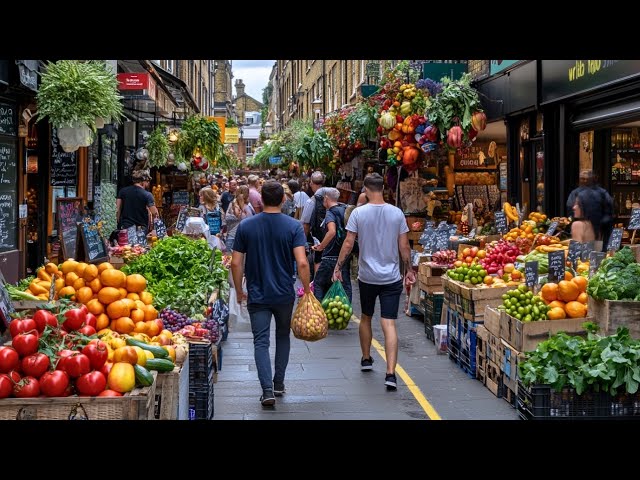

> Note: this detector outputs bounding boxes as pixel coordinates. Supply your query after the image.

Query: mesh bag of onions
[291,292,328,341]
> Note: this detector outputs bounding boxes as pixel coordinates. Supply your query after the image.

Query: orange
[98,262,114,273]
[126,293,140,301]
[58,286,76,299]
[121,298,137,311]
[143,305,158,321]
[100,269,126,288]
[118,288,129,299]
[89,278,102,293]
[547,307,567,320]
[558,280,579,302]
[548,300,566,310]
[107,300,131,320]
[145,320,161,337]
[74,262,87,278]
[133,321,148,334]
[60,260,79,275]
[565,301,587,318]
[83,264,99,282]
[96,313,110,331]
[72,277,86,291]
[98,287,123,305]
[577,292,588,304]
[126,274,147,293]
[65,272,79,287]
[134,300,147,311]
[572,276,588,293]
[75,286,94,304]
[564,270,574,281]
[130,308,145,323]
[86,298,105,316]
[540,283,558,303]
[113,317,135,334]
[54,278,65,293]
[139,291,153,305]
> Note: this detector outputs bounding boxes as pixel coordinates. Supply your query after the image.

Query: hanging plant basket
[57,122,93,152]
[146,126,170,168]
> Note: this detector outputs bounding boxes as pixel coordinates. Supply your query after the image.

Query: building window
[152,60,160,66]
[245,139,256,155]
[166,60,174,73]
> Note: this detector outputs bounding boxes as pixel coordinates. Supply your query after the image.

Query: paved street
[215,284,519,420]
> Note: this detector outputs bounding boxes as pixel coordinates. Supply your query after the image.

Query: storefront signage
[50,128,77,187]
[422,62,467,82]
[0,102,17,136]
[455,142,500,169]
[490,60,520,75]
[208,117,226,145]
[225,127,239,144]
[541,60,640,104]
[117,73,156,101]
[16,60,38,92]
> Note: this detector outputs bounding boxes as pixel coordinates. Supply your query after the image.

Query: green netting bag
[321,281,353,330]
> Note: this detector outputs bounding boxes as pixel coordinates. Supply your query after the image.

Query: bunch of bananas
[503,202,519,222]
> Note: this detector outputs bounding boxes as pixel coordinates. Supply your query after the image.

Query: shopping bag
[291,292,328,341]
[321,280,353,330]
[229,289,250,324]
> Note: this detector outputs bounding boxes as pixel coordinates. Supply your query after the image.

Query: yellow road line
[352,317,442,420]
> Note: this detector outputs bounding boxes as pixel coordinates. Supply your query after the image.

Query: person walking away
[332,173,415,391]
[116,170,159,231]
[312,188,352,303]
[221,179,237,213]
[281,182,296,217]
[230,181,311,406]
[224,185,255,253]
[288,179,309,220]
[247,174,264,213]
[301,171,330,273]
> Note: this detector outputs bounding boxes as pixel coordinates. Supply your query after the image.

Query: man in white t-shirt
[333,173,415,391]
[288,179,309,220]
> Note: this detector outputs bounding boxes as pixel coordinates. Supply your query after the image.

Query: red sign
[117,73,150,90]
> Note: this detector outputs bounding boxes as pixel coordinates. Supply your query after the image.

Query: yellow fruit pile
[539,276,589,320]
[528,212,547,224]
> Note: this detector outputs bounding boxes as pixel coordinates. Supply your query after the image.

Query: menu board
[0,190,16,251]
[175,206,188,231]
[0,140,17,187]
[589,251,606,277]
[76,219,108,264]
[628,208,640,230]
[525,261,539,288]
[57,197,83,260]
[50,128,78,186]
[607,228,623,252]
[0,102,17,136]
[172,191,189,205]
[494,211,507,234]
[548,250,566,284]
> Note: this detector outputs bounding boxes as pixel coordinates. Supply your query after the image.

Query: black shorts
[358,279,403,319]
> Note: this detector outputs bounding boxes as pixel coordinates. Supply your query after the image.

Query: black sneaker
[385,373,397,390]
[273,383,286,396]
[260,389,276,406]
[361,356,374,371]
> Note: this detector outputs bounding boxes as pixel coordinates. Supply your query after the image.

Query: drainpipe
[322,60,326,116]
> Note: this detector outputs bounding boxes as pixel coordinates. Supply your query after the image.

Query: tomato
[82,341,108,370]
[107,362,135,393]
[13,376,40,398]
[77,325,97,337]
[0,374,13,398]
[32,310,58,333]
[113,346,139,365]
[98,389,123,397]
[84,313,97,329]
[21,353,50,378]
[100,362,113,378]
[63,353,90,378]
[76,371,107,396]
[78,304,89,317]
[40,370,70,397]
[0,346,20,373]
[63,308,87,331]
[12,331,39,358]
[55,349,76,371]
[9,318,37,338]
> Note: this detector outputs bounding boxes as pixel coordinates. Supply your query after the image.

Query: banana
[503,202,519,222]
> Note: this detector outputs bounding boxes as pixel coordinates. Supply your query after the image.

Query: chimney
[235,79,245,97]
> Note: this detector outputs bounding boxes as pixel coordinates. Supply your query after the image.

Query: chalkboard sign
[76,219,109,264]
[154,218,167,239]
[607,228,623,252]
[51,128,78,186]
[525,261,539,288]
[126,226,138,245]
[548,250,566,284]
[172,191,189,205]
[580,241,594,261]
[0,190,16,251]
[0,102,17,136]
[546,221,559,236]
[589,251,606,277]
[57,197,83,260]
[419,227,437,251]
[175,206,188,231]
[206,210,222,235]
[567,240,581,267]
[495,211,508,234]
[136,227,148,247]
[0,275,15,330]
[0,140,17,187]
[628,208,640,230]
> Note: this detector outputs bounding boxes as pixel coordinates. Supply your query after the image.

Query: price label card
[629,207,640,230]
[548,250,566,284]
[567,240,581,267]
[589,251,606,277]
[154,218,167,240]
[546,221,559,236]
[495,211,507,235]
[525,261,539,288]
[580,241,594,261]
[608,228,623,252]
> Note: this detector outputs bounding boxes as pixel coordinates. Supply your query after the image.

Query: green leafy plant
[176,115,223,162]
[146,126,170,168]
[37,60,123,131]
[345,101,378,143]
[427,73,482,141]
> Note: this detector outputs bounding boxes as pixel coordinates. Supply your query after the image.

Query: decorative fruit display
[539,277,589,319]
[432,250,457,267]
[321,295,352,330]
[454,172,496,186]
[447,263,488,285]
[500,285,549,322]
[479,240,520,275]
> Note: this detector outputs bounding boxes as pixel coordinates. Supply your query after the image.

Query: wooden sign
[548,250,566,284]
[57,197,83,260]
[495,211,507,235]
[525,261,539,288]
[608,228,623,252]
[76,219,109,264]
[546,221,558,236]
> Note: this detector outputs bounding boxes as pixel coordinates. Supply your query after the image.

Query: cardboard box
[500,339,520,393]
[483,306,501,336]
[485,360,502,397]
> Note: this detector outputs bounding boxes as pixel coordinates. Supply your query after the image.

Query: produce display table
[154,353,190,420]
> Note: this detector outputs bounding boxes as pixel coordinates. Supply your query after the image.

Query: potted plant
[146,126,170,168]
[175,115,223,171]
[37,60,123,152]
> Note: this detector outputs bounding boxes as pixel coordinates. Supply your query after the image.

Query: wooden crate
[418,262,446,278]
[154,353,190,420]
[500,339,520,394]
[486,331,502,366]
[476,325,488,382]
[483,306,501,336]
[588,298,640,339]
[500,311,591,353]
[485,360,502,397]
[0,374,156,420]
[109,256,125,270]
[418,272,442,286]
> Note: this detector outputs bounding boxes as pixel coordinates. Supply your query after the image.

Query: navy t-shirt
[322,205,346,258]
[233,212,306,305]
[117,185,155,230]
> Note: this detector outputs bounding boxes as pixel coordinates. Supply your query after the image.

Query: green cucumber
[145,358,175,372]
[133,364,154,387]
[125,338,168,358]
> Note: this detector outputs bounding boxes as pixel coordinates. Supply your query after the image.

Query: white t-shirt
[293,191,310,211]
[346,203,409,285]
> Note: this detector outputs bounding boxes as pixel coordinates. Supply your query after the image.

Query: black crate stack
[188,342,215,420]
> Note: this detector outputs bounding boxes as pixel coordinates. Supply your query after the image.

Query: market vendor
[116,170,159,232]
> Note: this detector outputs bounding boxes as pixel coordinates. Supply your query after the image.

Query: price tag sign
[567,240,581,268]
[589,251,606,277]
[608,228,623,252]
[153,218,167,240]
[580,241,594,261]
[546,221,559,236]
[495,211,507,235]
[629,207,640,230]
[525,261,539,288]
[548,250,566,284]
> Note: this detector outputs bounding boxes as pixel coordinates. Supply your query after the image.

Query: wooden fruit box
[588,298,640,339]
[483,306,501,336]
[0,373,157,420]
[154,353,190,420]
[499,311,591,353]
[418,272,442,287]
[418,262,446,278]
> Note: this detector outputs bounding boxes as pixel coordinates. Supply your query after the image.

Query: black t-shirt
[117,185,155,230]
[221,191,234,213]
[322,205,347,258]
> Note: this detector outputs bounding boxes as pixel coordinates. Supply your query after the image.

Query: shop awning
[571,95,640,130]
[150,63,200,116]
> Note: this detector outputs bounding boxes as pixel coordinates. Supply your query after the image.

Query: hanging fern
[175,115,223,162]
[146,126,170,168]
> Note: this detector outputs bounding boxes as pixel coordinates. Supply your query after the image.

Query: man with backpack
[311,188,352,303]
[301,171,329,273]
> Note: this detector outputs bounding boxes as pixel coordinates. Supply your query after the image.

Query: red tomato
[40,370,70,397]
[77,325,97,337]
[21,353,50,378]
[78,304,89,317]
[98,389,123,397]
[32,310,58,333]
[13,376,40,398]
[62,308,87,331]
[12,331,39,358]
[82,341,108,370]
[64,353,90,378]
[0,374,13,398]
[55,349,77,371]
[75,371,107,396]
[7,370,21,383]
[99,362,113,378]
[9,318,37,338]
[84,313,97,329]
[0,346,20,373]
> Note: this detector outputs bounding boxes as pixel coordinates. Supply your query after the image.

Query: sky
[231,60,275,101]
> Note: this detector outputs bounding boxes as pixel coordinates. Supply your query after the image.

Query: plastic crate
[458,320,478,378]
[424,317,435,342]
[189,383,214,420]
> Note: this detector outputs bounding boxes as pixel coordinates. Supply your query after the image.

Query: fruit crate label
[495,211,507,234]
[525,261,539,288]
[607,228,623,252]
[567,240,581,268]
[589,251,606,277]
[546,221,558,236]
[548,250,565,284]
[629,207,640,230]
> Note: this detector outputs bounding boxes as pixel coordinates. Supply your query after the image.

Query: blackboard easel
[57,197,83,260]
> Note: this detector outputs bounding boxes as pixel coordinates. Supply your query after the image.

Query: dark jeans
[314,257,352,304]
[247,302,295,391]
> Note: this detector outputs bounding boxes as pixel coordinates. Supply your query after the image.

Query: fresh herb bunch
[147,126,170,168]
[37,60,123,131]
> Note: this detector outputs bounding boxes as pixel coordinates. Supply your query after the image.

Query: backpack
[310,194,327,241]
[327,204,359,257]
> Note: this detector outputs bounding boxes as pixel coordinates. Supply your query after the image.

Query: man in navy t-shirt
[231,180,311,407]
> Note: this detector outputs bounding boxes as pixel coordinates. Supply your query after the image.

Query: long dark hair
[575,188,604,239]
